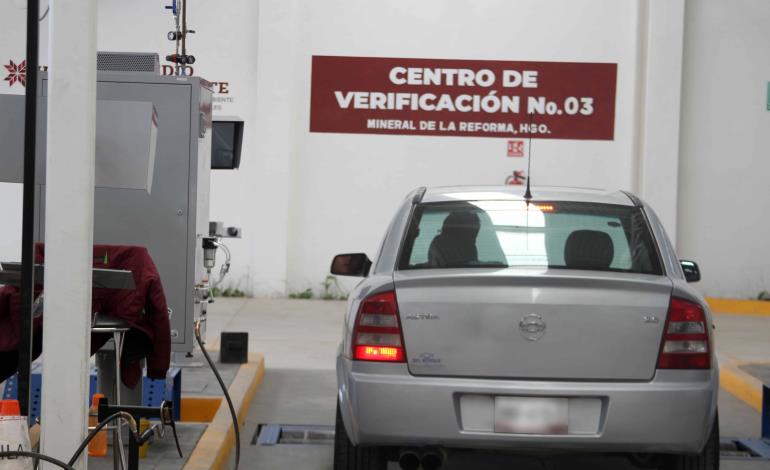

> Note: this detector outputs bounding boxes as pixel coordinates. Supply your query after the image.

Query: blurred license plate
[494,397,568,434]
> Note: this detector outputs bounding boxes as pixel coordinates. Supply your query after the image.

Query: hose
[0,451,75,470]
[66,411,137,467]
[39,5,50,21]
[212,241,232,288]
[195,320,239,470]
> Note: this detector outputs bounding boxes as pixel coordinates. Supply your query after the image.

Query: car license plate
[494,397,568,434]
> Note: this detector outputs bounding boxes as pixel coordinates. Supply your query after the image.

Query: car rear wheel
[659,413,719,470]
[334,401,387,470]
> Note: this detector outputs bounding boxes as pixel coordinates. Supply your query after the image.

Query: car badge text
[406,313,440,320]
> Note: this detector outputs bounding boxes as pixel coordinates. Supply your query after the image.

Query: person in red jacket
[0,244,171,388]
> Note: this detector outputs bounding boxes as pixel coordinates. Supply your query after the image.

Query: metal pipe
[18,0,40,419]
[397,450,420,470]
[420,449,445,470]
[113,332,127,470]
[181,0,187,62]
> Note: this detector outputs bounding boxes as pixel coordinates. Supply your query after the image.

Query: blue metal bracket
[733,438,770,460]
[142,367,182,422]
[256,424,282,446]
[2,363,97,426]
[3,365,181,425]
[253,424,335,446]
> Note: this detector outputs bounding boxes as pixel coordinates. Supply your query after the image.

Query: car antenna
[524,112,534,203]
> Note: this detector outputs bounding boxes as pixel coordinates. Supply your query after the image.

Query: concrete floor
[713,313,770,364]
[236,369,765,470]
[88,423,207,470]
[205,298,345,370]
[206,298,769,470]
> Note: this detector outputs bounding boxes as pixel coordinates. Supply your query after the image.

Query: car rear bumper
[337,356,718,454]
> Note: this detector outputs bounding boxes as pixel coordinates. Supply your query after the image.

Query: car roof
[420,185,637,206]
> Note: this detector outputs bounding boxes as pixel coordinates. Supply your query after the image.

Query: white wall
[272,0,684,294]
[0,0,266,293]
[4,1,729,298]
[678,0,770,297]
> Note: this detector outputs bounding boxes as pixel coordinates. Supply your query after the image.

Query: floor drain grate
[252,424,335,446]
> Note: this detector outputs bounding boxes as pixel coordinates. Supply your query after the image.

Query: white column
[633,0,686,242]
[252,0,301,296]
[40,0,98,468]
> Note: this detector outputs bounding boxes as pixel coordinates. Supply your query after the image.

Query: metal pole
[39,0,98,468]
[18,0,40,419]
[128,438,139,470]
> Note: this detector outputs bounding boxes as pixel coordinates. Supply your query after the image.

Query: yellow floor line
[707,297,770,317]
[183,353,265,470]
[719,362,764,412]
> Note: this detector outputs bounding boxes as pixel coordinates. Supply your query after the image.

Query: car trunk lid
[394,268,672,381]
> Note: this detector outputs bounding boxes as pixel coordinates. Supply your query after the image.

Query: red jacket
[0,244,171,387]
[0,284,43,354]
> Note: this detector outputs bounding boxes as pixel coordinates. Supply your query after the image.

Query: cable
[212,241,232,287]
[39,5,49,21]
[67,411,137,467]
[13,2,49,21]
[0,451,75,470]
[195,320,239,470]
[0,413,135,470]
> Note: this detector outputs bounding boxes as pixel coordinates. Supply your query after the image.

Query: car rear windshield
[398,200,663,275]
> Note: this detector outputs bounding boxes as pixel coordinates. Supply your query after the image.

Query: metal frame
[2,367,182,425]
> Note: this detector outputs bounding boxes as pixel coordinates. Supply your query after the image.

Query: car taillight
[352,291,406,362]
[657,297,711,369]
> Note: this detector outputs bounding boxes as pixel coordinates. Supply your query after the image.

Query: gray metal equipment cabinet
[31,72,213,352]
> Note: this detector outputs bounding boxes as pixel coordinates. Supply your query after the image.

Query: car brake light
[657,298,711,369]
[352,291,406,362]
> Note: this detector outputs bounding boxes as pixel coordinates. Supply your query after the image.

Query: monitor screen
[211,120,243,170]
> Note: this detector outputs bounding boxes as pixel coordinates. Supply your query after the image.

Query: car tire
[334,401,387,470]
[660,413,719,470]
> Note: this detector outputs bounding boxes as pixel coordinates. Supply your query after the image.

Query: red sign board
[310,56,617,140]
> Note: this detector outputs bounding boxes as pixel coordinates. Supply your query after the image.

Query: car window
[399,200,662,275]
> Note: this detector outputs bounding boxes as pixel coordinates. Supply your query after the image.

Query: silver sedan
[331,186,718,470]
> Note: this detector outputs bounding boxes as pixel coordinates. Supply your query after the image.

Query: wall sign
[507,140,525,157]
[3,59,26,87]
[310,56,617,140]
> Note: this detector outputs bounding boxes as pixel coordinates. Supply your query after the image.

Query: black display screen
[211,120,243,170]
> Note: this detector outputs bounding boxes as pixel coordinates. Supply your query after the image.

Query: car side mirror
[680,260,701,283]
[331,253,372,277]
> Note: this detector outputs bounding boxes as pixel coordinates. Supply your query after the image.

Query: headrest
[564,230,614,270]
[441,211,480,235]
